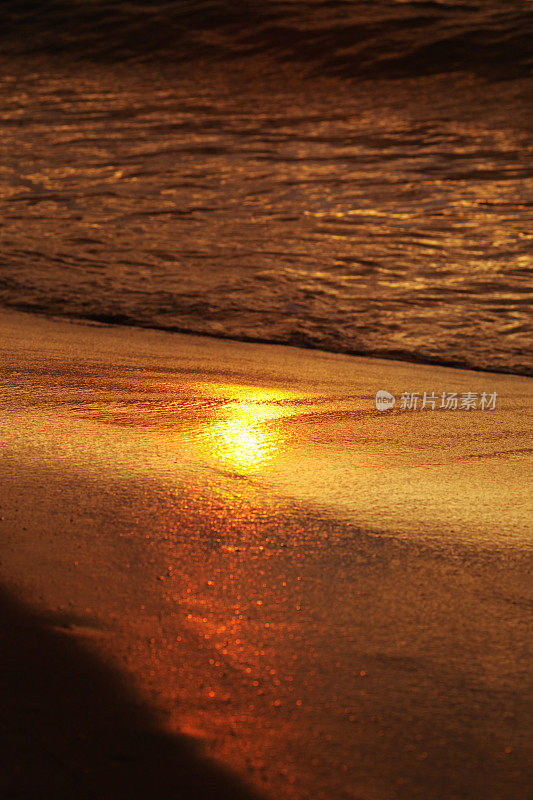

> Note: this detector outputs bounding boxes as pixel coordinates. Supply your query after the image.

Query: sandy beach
[0,309,531,800]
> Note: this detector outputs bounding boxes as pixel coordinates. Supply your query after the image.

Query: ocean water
[0,1,532,374]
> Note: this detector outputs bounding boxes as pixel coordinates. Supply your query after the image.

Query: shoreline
[2,305,531,378]
[0,308,531,799]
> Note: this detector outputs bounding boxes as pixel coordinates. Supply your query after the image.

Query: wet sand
[0,309,531,799]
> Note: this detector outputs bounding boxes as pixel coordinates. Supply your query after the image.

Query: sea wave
[1,2,532,376]
[1,0,532,79]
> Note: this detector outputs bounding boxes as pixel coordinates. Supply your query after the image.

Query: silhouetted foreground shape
[0,586,264,800]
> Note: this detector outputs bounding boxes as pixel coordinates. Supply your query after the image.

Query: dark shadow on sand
[0,585,264,800]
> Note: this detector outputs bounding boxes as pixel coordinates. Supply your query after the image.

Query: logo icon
[375,390,395,411]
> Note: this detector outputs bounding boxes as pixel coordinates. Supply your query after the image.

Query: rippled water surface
[0,1,532,373]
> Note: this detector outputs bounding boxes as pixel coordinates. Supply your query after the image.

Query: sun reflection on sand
[208,410,275,471]
[195,386,298,474]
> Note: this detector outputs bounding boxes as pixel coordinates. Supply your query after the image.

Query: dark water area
[2,0,532,79]
[0,1,532,374]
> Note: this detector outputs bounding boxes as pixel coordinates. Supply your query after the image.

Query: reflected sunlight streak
[202,392,294,473]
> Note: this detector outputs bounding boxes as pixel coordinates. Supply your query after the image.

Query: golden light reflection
[197,387,298,474]
[207,404,281,472]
